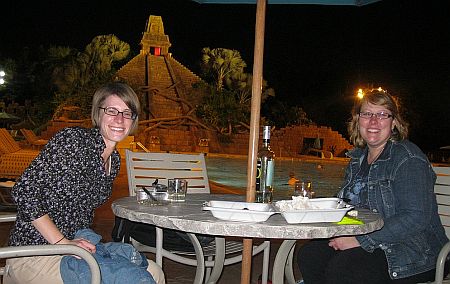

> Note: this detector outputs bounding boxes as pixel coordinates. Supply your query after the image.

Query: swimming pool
[205,156,347,199]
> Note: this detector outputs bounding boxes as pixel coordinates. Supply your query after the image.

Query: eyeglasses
[359,111,393,120]
[99,107,137,120]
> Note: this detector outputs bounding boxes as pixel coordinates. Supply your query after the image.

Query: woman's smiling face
[99,95,133,148]
[358,101,395,149]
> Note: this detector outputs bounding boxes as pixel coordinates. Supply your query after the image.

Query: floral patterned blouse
[9,127,120,246]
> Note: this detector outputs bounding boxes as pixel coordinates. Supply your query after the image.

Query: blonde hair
[91,82,140,133]
[348,90,409,148]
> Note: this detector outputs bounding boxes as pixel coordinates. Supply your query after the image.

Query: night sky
[1,0,449,152]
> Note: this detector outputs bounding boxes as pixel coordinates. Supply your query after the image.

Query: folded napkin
[336,216,364,225]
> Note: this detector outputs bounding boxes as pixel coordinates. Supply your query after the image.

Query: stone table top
[112,194,383,239]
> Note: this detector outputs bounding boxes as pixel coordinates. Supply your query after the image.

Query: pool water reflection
[205,156,346,199]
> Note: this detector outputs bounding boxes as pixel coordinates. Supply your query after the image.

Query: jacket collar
[346,140,394,164]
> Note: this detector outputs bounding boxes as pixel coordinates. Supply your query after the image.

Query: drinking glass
[294,180,314,198]
[168,179,187,202]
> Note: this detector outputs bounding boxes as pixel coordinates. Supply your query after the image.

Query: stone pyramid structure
[116,15,204,130]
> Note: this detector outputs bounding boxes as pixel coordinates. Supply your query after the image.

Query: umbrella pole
[242,0,266,283]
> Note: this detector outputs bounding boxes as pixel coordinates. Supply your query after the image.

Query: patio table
[112,194,383,284]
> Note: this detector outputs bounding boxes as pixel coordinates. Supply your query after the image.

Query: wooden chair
[117,150,270,284]
[0,129,39,179]
[432,166,450,284]
[20,128,48,150]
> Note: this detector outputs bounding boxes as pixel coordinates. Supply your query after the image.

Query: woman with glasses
[5,82,165,284]
[297,90,448,283]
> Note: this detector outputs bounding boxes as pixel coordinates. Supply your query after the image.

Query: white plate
[202,201,277,222]
[274,198,354,224]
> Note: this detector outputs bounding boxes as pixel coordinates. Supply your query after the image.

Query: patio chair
[0,245,101,284]
[0,128,39,179]
[430,166,450,284]
[0,181,16,214]
[20,128,48,150]
[113,150,270,284]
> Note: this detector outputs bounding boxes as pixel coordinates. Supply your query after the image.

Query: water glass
[135,187,150,204]
[168,179,187,202]
[294,180,314,198]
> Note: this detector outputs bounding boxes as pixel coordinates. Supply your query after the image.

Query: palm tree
[200,47,246,92]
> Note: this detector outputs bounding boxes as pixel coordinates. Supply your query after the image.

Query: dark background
[1,0,449,152]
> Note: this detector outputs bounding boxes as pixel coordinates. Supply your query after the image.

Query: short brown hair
[348,90,409,148]
[91,82,140,133]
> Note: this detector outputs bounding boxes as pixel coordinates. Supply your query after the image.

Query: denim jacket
[60,229,155,284]
[338,140,448,280]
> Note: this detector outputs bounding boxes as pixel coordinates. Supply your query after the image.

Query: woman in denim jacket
[297,90,448,283]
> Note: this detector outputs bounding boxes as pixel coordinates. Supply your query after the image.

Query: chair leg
[285,243,297,284]
[205,237,226,284]
[155,227,164,265]
[261,241,271,284]
[205,256,213,283]
[187,233,206,284]
[272,240,296,284]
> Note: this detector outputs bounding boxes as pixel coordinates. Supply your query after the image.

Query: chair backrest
[116,136,136,158]
[434,166,450,237]
[126,150,210,196]
[0,128,21,154]
[20,128,39,143]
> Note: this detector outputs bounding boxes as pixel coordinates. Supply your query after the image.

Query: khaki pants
[4,256,165,284]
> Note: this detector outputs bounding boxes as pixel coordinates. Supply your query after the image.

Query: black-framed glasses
[99,107,137,120]
[359,111,393,120]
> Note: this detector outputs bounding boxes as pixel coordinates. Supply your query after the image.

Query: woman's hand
[59,237,96,254]
[328,236,360,250]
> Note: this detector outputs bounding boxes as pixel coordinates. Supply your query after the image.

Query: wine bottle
[255,125,275,203]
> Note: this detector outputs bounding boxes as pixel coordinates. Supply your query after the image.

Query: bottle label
[266,160,274,186]
[256,159,261,190]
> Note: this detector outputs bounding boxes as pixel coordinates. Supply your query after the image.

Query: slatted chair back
[19,128,48,150]
[429,166,450,284]
[20,128,39,143]
[0,128,21,153]
[126,150,210,196]
[435,166,450,237]
[0,129,40,179]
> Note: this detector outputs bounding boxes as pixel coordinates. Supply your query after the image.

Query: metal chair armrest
[0,244,100,284]
[435,242,450,284]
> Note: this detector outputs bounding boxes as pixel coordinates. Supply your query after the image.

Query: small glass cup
[294,180,314,198]
[167,179,187,202]
[135,187,150,204]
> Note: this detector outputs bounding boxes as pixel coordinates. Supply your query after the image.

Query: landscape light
[357,88,364,99]
[0,70,5,85]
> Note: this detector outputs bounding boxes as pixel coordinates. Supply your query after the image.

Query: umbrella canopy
[191,1,381,283]
[195,0,378,4]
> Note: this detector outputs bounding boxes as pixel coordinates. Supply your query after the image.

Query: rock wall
[41,121,352,158]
